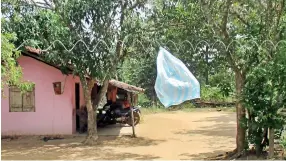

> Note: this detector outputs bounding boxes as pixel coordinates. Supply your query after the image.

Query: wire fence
[16,38,286,55]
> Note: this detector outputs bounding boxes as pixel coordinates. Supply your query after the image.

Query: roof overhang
[109,79,145,94]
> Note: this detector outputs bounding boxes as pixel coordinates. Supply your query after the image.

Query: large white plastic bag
[154,47,200,107]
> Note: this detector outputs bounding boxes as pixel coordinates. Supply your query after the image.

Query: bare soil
[2,110,237,160]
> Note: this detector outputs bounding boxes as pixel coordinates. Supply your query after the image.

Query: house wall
[1,56,85,135]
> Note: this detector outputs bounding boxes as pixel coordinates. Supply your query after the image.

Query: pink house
[1,48,87,135]
[1,47,144,135]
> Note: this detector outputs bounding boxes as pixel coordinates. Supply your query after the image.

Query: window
[9,86,35,112]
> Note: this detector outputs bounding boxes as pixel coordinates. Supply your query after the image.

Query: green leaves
[243,47,286,148]
[1,32,34,95]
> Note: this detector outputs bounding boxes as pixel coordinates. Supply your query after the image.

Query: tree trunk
[235,71,246,152]
[81,78,98,145]
[93,79,109,109]
[92,79,109,120]
[205,46,209,85]
[268,128,275,158]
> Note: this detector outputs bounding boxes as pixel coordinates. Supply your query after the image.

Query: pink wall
[1,56,85,135]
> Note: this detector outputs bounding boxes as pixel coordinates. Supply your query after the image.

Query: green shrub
[201,85,229,102]
[209,71,235,97]
[137,93,152,107]
[281,138,286,149]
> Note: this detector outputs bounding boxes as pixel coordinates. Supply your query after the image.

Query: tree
[177,0,286,153]
[144,0,286,153]
[51,0,147,144]
[118,44,158,105]
[243,46,286,156]
[1,1,35,94]
[2,0,147,144]
[119,0,230,104]
[201,0,286,152]
[1,32,34,94]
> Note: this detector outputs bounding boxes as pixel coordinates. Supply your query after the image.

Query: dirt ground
[1,110,236,160]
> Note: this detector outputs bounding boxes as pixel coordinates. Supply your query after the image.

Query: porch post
[127,92,136,137]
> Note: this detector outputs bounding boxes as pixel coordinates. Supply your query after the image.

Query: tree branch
[231,10,249,27]
[43,0,52,7]
[220,0,240,72]
[129,0,147,11]
[21,0,54,10]
[221,0,231,40]
[275,0,285,40]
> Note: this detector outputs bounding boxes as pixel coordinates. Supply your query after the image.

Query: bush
[281,138,286,149]
[201,85,230,102]
[137,93,153,107]
[280,138,286,160]
[209,71,235,97]
[243,55,286,155]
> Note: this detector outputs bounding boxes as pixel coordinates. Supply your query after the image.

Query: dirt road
[2,110,236,160]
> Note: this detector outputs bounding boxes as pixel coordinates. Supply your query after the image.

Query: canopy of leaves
[243,46,286,150]
[1,32,34,94]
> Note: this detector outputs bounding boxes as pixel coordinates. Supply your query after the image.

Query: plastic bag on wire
[154,47,200,108]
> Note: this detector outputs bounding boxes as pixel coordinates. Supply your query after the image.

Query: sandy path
[1,110,236,160]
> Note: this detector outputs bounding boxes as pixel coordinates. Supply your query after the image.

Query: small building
[1,47,144,135]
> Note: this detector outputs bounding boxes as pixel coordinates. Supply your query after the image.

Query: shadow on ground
[1,134,164,160]
[97,124,131,136]
[2,111,237,160]
[193,113,236,124]
[180,150,226,159]
[175,123,236,138]
[175,113,236,138]
[2,146,160,160]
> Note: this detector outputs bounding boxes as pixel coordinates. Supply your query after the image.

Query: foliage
[1,0,66,94]
[281,137,286,150]
[2,9,68,49]
[1,32,34,94]
[243,48,286,154]
[201,86,226,102]
[118,45,158,102]
[137,93,153,108]
[2,0,286,152]
[2,0,148,144]
[281,135,286,160]
[209,71,235,97]
[119,0,229,103]
[144,0,286,153]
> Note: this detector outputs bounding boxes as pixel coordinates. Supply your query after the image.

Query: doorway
[75,83,80,131]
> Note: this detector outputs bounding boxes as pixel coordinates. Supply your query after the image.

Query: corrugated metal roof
[109,79,145,93]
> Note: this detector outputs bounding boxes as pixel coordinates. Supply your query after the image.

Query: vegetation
[1,31,34,95]
[1,0,286,157]
[120,0,286,154]
[243,50,286,155]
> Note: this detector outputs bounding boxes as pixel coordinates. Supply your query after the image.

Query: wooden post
[269,128,274,158]
[127,92,136,137]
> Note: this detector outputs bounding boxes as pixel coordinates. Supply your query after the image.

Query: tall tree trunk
[268,128,275,158]
[235,71,246,152]
[92,78,109,112]
[81,78,98,145]
[92,79,109,130]
[205,46,209,85]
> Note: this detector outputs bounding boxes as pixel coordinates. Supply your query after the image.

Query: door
[75,83,80,131]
